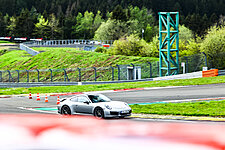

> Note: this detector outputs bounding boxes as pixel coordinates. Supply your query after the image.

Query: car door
[76,96,93,114]
[70,97,78,113]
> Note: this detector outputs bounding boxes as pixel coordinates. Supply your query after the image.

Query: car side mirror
[84,101,90,104]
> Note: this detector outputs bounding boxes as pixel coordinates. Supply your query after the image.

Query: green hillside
[0,47,158,70]
[0,47,158,82]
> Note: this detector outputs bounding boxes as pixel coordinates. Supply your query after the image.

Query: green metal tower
[158,12,179,76]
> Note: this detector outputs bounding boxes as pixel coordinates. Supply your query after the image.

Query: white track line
[17,107,58,114]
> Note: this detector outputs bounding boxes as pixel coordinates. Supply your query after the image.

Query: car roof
[70,93,101,98]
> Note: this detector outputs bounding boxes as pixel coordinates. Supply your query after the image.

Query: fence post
[7,70,10,82]
[111,66,114,81]
[208,54,213,69]
[0,71,2,82]
[7,70,14,82]
[77,68,81,82]
[147,62,152,78]
[49,69,53,82]
[157,61,159,77]
[184,57,189,73]
[116,64,120,80]
[93,67,97,82]
[202,52,208,67]
[131,63,135,80]
[63,69,69,82]
[25,70,29,83]
[36,69,40,82]
[16,70,20,82]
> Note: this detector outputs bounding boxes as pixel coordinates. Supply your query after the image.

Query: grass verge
[130,100,225,117]
[0,75,225,95]
[0,40,14,44]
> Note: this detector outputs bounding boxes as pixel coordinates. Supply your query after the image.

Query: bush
[201,26,225,69]
[201,26,225,55]
[176,25,201,57]
[94,47,107,53]
[109,34,158,57]
[179,38,201,57]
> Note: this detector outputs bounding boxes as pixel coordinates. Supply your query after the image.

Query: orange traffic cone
[29,92,32,99]
[36,93,41,101]
[45,94,48,103]
[57,96,60,104]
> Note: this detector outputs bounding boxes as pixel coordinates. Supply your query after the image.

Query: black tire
[94,107,104,119]
[119,116,125,119]
[61,105,71,115]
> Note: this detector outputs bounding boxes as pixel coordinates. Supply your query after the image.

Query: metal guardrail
[25,39,114,47]
[218,70,225,76]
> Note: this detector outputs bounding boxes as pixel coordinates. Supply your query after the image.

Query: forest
[0,0,224,40]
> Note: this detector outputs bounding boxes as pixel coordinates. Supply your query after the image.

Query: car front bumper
[104,109,132,118]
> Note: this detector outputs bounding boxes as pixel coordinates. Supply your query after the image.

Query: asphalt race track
[1,83,225,114]
[104,84,225,103]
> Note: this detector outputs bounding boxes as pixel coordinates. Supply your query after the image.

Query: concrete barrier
[19,44,39,56]
[153,71,203,81]
[202,69,218,77]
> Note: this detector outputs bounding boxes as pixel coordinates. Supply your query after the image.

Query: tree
[201,26,225,69]
[7,16,16,36]
[111,5,127,21]
[73,11,94,39]
[93,11,103,31]
[94,19,127,40]
[14,8,36,37]
[63,15,76,39]
[127,6,155,39]
[0,13,7,36]
[48,13,60,39]
[144,24,157,42]
[33,15,49,38]
[179,25,194,42]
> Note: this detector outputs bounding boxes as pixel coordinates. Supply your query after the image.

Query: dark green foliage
[94,47,107,53]
[111,5,128,22]
[0,0,224,39]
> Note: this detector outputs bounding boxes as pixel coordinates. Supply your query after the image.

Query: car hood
[99,101,129,109]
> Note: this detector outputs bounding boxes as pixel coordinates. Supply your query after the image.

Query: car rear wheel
[61,106,71,115]
[119,116,125,119]
[94,108,104,119]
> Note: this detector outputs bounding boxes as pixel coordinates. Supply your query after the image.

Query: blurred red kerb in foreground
[0,114,224,150]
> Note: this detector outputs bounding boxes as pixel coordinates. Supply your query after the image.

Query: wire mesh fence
[0,63,155,83]
[207,52,225,70]
[0,52,217,83]
[180,53,207,74]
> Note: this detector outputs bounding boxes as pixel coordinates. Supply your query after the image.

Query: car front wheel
[61,106,71,115]
[94,107,104,119]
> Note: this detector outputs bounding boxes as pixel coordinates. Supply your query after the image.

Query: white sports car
[57,94,132,118]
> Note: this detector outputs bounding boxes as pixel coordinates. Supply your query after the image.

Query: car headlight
[124,103,130,107]
[105,105,112,110]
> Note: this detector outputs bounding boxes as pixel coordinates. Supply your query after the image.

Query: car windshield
[88,94,111,103]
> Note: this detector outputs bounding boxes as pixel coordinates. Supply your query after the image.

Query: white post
[181,62,185,74]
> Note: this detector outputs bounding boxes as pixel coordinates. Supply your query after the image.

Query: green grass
[130,100,225,117]
[0,47,158,70]
[0,40,14,44]
[0,50,32,69]
[0,75,225,95]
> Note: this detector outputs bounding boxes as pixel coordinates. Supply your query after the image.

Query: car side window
[70,97,78,102]
[77,96,89,103]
